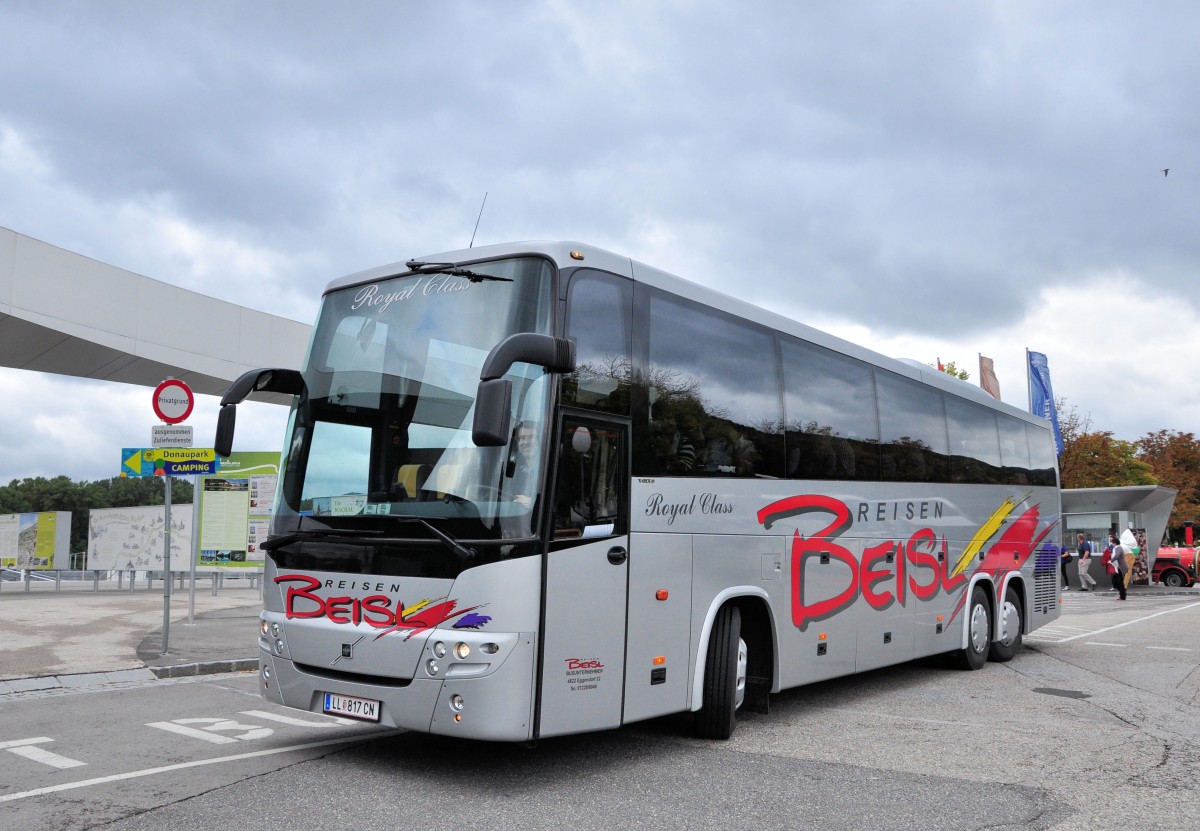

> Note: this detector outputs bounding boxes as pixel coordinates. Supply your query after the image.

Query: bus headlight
[450,694,465,712]
[432,641,447,658]
[274,639,285,655]
[260,620,270,638]
[454,642,471,660]
[426,659,441,676]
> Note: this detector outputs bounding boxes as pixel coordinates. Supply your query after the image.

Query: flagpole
[1025,348,1032,412]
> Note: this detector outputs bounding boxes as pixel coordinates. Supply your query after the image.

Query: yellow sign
[121,448,219,477]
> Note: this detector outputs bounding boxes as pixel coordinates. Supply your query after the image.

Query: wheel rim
[733,637,747,711]
[969,602,989,653]
[999,600,1020,647]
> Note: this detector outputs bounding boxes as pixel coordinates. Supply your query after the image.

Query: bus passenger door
[537,413,629,738]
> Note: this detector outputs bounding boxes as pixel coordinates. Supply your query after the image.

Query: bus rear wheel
[989,585,1023,663]
[954,585,991,670]
[696,605,746,740]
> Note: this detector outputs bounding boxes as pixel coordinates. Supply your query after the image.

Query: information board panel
[197,451,280,571]
[0,512,70,569]
[86,506,192,572]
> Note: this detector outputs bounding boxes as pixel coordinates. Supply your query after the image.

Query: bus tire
[696,605,744,740]
[954,585,991,671]
[989,585,1023,663]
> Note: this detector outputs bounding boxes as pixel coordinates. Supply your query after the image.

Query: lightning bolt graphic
[952,495,1024,577]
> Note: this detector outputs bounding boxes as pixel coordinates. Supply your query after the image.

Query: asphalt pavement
[0,578,263,694]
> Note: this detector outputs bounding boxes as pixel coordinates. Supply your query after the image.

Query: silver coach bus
[215,241,1062,741]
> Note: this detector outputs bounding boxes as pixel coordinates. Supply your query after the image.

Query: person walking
[1105,534,1128,600]
[1060,541,1073,590]
[1076,533,1097,592]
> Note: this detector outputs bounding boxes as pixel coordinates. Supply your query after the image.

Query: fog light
[481,642,499,655]
[263,667,271,681]
[271,622,281,638]
[450,694,464,711]
[454,642,471,660]
[274,639,284,655]
[426,659,440,676]
[432,641,447,658]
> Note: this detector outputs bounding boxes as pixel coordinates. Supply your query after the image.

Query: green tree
[930,360,970,381]
[1137,430,1200,534]
[0,475,193,559]
[1058,400,1156,489]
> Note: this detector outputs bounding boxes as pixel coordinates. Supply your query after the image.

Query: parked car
[1153,547,1199,588]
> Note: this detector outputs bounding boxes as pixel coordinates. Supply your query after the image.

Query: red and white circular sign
[153,379,194,424]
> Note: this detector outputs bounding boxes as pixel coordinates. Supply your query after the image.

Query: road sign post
[153,378,194,656]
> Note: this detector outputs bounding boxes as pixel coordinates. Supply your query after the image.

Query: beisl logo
[756,493,1055,632]
[274,574,491,641]
[565,658,604,670]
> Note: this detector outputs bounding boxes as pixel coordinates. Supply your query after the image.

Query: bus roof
[325,240,1048,428]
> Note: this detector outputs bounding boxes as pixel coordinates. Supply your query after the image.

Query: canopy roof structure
[1062,485,1178,561]
[0,226,310,401]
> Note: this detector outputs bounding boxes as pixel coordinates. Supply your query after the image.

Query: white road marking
[240,709,350,727]
[1035,601,1200,644]
[1084,642,1126,648]
[1146,645,1192,652]
[0,731,404,804]
[146,718,273,744]
[0,737,86,769]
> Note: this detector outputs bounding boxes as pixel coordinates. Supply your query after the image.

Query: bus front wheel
[695,605,746,740]
[954,585,991,670]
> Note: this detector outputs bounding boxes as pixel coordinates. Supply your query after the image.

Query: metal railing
[0,568,262,595]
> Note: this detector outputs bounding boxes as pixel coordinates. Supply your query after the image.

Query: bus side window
[876,371,950,483]
[554,420,626,539]
[563,270,633,415]
[642,288,783,478]
[780,337,880,481]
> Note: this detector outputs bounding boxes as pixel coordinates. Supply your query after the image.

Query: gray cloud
[1,0,1198,484]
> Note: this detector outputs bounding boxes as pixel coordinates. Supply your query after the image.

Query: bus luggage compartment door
[538,535,629,737]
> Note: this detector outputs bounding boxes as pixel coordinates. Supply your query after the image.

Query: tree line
[0,475,194,557]
[1057,399,1200,542]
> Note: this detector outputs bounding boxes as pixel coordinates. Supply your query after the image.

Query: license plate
[323,692,381,722]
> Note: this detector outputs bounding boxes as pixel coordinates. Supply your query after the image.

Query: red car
[1153,547,1199,588]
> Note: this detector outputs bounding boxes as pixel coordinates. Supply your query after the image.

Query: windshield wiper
[405,260,512,283]
[404,518,477,563]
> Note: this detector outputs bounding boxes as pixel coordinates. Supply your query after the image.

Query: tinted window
[945,396,1002,484]
[1026,422,1058,486]
[876,372,948,482]
[643,290,783,478]
[563,270,633,415]
[997,413,1032,485]
[781,337,880,481]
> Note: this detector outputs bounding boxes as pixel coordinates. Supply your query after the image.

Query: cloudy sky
[2,1,1198,485]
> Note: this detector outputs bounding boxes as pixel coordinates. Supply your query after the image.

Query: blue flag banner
[1027,351,1064,455]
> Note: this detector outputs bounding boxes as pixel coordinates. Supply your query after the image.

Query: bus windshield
[275,256,555,544]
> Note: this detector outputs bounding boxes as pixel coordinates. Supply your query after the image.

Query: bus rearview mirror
[215,405,237,458]
[472,379,512,447]
[214,367,306,457]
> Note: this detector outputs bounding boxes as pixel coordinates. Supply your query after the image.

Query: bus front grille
[294,662,413,688]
